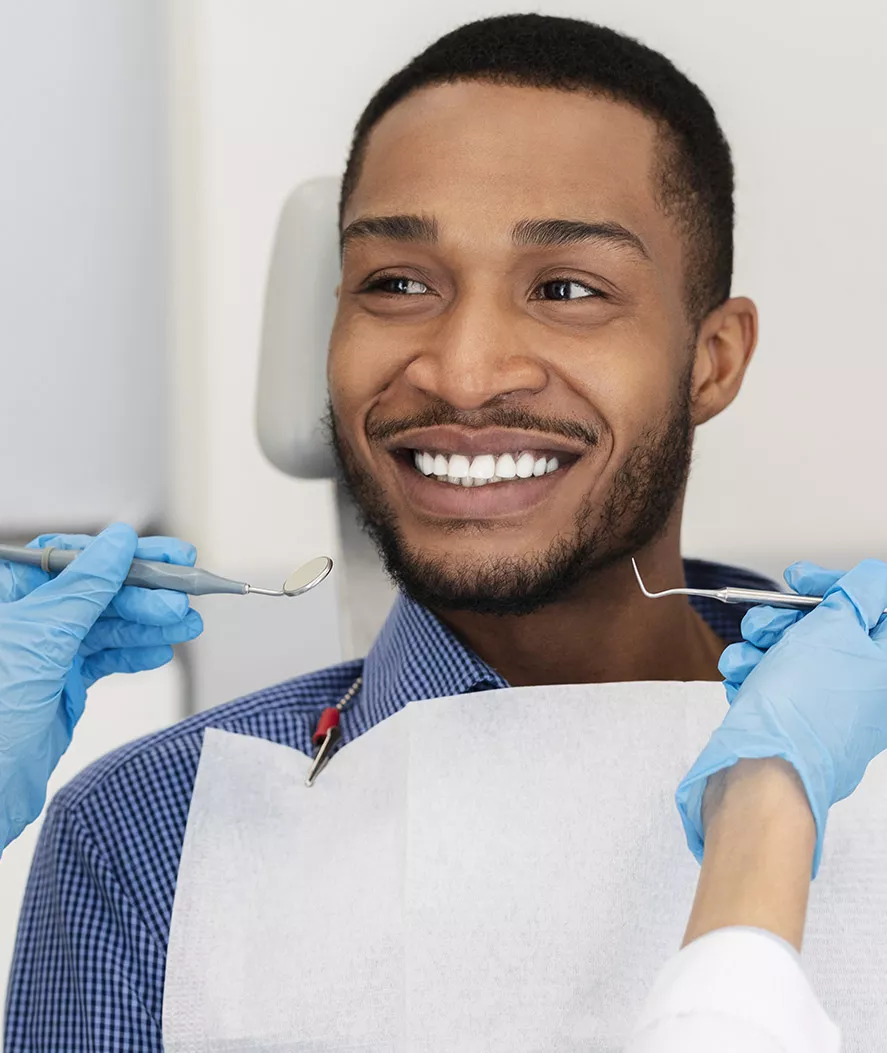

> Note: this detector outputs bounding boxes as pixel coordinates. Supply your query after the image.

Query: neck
[433,528,724,687]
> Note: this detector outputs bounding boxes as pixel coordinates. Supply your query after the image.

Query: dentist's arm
[682,756,814,952]
[627,558,887,1052]
[625,758,836,1052]
[0,523,203,852]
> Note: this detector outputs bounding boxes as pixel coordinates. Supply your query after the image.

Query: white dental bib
[163,682,887,1052]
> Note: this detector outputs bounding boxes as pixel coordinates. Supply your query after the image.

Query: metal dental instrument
[632,557,848,612]
[0,544,333,599]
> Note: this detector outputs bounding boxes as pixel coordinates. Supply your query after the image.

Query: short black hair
[340,13,734,325]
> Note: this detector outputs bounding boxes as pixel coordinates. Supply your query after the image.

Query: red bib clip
[312,706,341,746]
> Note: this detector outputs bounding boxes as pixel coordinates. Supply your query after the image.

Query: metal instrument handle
[0,543,247,596]
[721,587,822,609]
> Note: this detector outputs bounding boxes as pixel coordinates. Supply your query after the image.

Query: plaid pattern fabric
[5,560,776,1051]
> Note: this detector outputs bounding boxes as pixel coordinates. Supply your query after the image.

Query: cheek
[553,328,683,450]
[328,318,372,426]
[328,312,408,414]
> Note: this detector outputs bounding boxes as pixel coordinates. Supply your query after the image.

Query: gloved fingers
[783,561,844,597]
[28,523,139,633]
[718,640,765,686]
[63,659,88,730]
[26,532,197,624]
[28,532,196,567]
[104,536,196,623]
[724,679,742,704]
[739,605,804,649]
[107,585,190,626]
[0,560,48,603]
[27,532,95,550]
[0,531,93,603]
[129,535,198,566]
[80,644,175,689]
[79,609,204,657]
[818,559,887,633]
[36,535,191,624]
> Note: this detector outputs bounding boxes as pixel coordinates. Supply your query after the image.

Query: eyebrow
[340,214,439,252]
[511,218,649,259]
[340,213,649,260]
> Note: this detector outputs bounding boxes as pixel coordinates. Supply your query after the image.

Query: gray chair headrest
[255,177,340,479]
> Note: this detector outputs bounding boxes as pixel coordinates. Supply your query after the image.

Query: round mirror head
[283,555,333,597]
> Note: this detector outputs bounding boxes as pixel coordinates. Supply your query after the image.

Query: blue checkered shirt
[5,560,775,1051]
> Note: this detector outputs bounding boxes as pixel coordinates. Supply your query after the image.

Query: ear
[689,296,758,426]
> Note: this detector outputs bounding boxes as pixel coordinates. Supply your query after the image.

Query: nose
[403,291,548,410]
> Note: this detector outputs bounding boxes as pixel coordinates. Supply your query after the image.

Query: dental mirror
[245,556,333,597]
[282,555,334,597]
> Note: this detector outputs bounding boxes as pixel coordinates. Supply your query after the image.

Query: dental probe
[631,558,887,614]
[0,544,333,598]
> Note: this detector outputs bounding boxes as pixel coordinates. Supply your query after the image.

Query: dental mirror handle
[0,544,247,596]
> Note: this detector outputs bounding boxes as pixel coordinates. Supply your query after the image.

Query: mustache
[365,402,601,448]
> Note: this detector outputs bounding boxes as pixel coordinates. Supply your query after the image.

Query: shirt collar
[359,558,775,726]
[361,592,508,726]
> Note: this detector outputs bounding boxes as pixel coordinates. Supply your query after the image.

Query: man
[6,14,778,1049]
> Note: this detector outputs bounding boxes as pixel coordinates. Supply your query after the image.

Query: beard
[327,379,693,617]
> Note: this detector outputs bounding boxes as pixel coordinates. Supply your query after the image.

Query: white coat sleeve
[625,927,841,1053]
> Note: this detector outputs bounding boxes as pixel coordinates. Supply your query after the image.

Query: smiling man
[327,19,762,687]
[6,14,776,1051]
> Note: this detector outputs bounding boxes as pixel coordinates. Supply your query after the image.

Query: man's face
[328,82,703,614]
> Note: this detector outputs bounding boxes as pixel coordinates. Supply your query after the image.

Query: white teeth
[495,453,516,479]
[412,449,565,485]
[469,454,496,480]
[515,452,535,478]
[448,454,470,479]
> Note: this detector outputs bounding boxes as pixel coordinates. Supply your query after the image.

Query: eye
[532,279,603,302]
[363,275,430,296]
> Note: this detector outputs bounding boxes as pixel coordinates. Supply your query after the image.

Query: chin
[405,514,567,549]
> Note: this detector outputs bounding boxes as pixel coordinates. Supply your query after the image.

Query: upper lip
[382,426,590,458]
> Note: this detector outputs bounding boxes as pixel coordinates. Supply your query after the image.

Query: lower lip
[391,455,573,518]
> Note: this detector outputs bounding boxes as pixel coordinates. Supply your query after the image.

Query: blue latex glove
[0,523,204,851]
[720,561,846,702]
[677,559,887,877]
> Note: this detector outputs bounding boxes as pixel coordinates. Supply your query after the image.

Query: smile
[409,449,563,486]
[380,425,590,518]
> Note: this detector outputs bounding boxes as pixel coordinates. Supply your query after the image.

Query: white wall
[0,0,168,534]
[0,0,178,1015]
[172,0,886,604]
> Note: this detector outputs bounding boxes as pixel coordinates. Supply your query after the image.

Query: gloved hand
[719,561,847,703]
[0,523,204,851]
[677,559,887,876]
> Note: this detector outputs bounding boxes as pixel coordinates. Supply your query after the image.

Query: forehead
[345,81,666,243]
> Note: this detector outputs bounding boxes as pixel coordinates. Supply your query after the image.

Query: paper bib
[163,682,887,1052]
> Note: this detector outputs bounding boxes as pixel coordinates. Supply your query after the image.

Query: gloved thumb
[26,523,139,637]
[739,605,804,650]
[783,561,844,598]
[818,559,887,633]
[718,640,764,687]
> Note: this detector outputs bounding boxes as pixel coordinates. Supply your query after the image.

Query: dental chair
[255,177,396,662]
